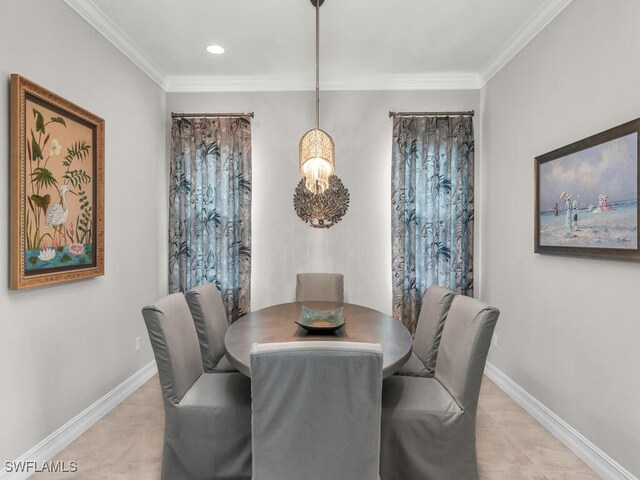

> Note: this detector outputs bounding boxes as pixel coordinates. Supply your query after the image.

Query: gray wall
[167,90,480,314]
[6,0,636,475]
[480,0,640,475]
[0,0,166,462]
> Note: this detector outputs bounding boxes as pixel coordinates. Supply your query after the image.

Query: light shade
[299,128,335,194]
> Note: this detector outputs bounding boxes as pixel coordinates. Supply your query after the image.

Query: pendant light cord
[315,0,320,130]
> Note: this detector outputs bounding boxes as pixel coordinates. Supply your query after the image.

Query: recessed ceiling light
[206,45,225,55]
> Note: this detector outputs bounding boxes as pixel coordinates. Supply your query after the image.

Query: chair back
[413,285,456,372]
[185,283,228,371]
[251,341,382,480]
[434,295,500,412]
[295,273,344,302]
[142,293,203,405]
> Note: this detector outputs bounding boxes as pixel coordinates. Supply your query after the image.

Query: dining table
[224,301,413,378]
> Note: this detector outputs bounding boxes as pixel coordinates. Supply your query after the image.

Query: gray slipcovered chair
[380,295,500,480]
[185,283,237,373]
[295,273,344,303]
[142,293,252,480]
[251,341,383,480]
[395,285,456,377]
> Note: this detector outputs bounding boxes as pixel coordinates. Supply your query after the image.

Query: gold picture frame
[10,74,104,289]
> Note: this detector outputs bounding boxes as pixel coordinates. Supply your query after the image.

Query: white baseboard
[0,361,157,480]
[2,360,634,479]
[484,362,637,480]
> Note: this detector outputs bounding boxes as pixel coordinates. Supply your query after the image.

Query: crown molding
[166,73,482,93]
[167,76,310,93]
[324,73,482,91]
[479,0,574,86]
[65,0,571,93]
[63,0,169,90]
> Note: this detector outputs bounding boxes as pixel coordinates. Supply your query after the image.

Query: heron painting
[11,75,104,289]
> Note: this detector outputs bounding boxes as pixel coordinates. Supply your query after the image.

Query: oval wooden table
[224,301,413,378]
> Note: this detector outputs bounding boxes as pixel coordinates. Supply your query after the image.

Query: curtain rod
[389,110,474,118]
[171,112,254,118]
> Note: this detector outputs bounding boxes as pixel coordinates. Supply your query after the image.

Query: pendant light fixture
[299,0,335,195]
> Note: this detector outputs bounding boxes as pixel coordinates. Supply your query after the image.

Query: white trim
[62,0,572,92]
[484,362,637,480]
[478,0,574,86]
[166,73,482,93]
[63,0,169,90]
[166,76,311,93]
[0,361,158,480]
[62,0,480,92]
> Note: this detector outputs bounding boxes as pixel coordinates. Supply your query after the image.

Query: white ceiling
[64,0,573,92]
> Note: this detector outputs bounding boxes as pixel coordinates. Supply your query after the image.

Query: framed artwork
[10,74,104,289]
[535,118,640,259]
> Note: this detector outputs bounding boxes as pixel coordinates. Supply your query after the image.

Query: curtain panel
[169,116,252,323]
[391,115,474,334]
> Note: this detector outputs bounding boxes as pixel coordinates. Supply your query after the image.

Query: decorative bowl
[295,306,345,333]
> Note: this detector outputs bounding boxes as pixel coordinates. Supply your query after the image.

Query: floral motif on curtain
[169,116,252,323]
[391,115,474,334]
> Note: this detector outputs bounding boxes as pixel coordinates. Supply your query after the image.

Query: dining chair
[295,272,344,302]
[251,341,383,480]
[142,293,252,480]
[185,283,237,373]
[395,285,456,378]
[380,295,500,480]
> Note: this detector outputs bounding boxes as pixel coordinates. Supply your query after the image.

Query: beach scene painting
[535,119,639,258]
[11,75,104,289]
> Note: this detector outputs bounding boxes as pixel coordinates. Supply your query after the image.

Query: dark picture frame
[10,74,105,289]
[534,118,640,260]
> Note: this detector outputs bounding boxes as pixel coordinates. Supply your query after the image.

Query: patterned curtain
[391,115,474,334]
[169,116,252,323]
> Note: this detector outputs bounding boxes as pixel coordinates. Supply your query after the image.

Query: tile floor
[32,375,600,479]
